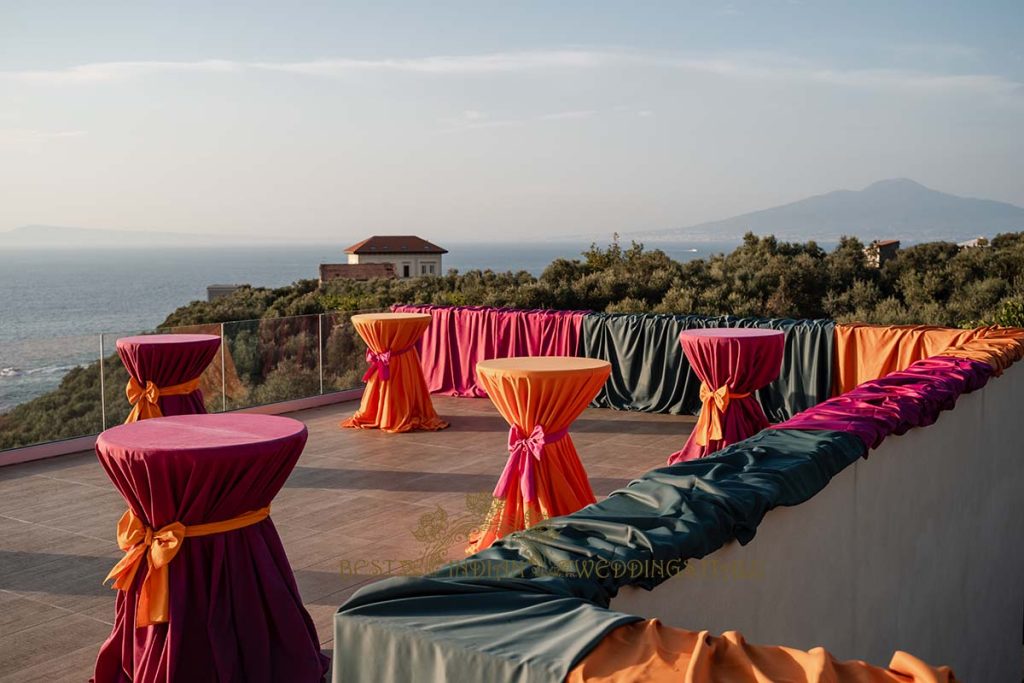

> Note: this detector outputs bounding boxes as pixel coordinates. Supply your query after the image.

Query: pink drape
[774,356,993,450]
[92,414,328,683]
[116,334,221,415]
[389,304,588,397]
[668,329,784,464]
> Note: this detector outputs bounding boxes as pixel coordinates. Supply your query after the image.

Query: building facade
[344,236,447,279]
[864,239,900,268]
[319,263,396,283]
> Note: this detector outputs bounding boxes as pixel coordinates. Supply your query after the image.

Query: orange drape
[832,324,983,395]
[341,313,448,433]
[124,377,201,423]
[467,357,610,553]
[105,506,270,627]
[939,326,1024,373]
[567,619,958,683]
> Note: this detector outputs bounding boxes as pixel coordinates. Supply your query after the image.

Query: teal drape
[578,313,835,421]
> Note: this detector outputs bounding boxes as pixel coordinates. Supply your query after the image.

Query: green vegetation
[4,231,1024,450]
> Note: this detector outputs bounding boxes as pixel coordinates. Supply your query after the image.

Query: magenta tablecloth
[390,304,588,397]
[668,328,784,464]
[116,334,221,416]
[773,355,993,450]
[91,414,328,683]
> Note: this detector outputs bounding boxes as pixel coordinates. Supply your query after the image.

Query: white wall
[347,253,443,278]
[613,363,1024,681]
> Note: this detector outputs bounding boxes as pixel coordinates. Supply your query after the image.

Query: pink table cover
[116,334,221,416]
[91,414,328,683]
[773,356,993,450]
[390,304,588,397]
[668,328,784,463]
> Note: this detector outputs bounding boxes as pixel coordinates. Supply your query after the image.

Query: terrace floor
[0,396,694,682]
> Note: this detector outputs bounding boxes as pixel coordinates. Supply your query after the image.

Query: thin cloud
[2,49,1020,98]
[536,110,598,121]
[6,60,241,85]
[0,128,87,142]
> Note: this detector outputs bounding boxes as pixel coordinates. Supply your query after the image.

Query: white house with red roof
[344,235,448,279]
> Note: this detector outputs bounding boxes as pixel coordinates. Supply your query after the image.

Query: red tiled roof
[874,239,901,247]
[319,263,396,281]
[344,235,448,255]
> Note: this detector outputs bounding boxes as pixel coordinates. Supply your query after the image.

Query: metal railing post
[318,314,324,395]
[220,322,227,412]
[99,333,106,430]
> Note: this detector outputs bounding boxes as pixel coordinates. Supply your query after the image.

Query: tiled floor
[0,396,694,681]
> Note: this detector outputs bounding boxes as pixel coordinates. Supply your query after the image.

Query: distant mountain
[638,179,1024,243]
[0,224,281,249]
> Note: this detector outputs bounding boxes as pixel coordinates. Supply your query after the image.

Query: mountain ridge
[632,179,1024,243]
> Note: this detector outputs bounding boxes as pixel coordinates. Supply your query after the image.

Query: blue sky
[2,0,1022,242]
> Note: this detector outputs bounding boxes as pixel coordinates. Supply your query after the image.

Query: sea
[0,241,737,412]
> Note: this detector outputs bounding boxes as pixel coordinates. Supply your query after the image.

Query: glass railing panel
[100,329,146,428]
[0,311,376,452]
[0,332,104,450]
[222,314,321,410]
[322,310,379,393]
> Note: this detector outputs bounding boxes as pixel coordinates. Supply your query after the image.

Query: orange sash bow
[105,506,270,627]
[124,376,202,423]
[693,383,750,446]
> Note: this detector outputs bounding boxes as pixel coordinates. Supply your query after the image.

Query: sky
[1,0,1022,243]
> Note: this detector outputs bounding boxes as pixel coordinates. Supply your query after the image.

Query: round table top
[679,328,784,341]
[350,312,432,324]
[97,413,305,454]
[116,333,221,349]
[476,356,611,377]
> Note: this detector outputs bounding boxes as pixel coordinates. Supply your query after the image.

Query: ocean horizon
[0,240,740,411]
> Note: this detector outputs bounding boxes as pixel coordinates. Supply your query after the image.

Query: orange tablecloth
[568,619,957,683]
[467,356,610,553]
[341,313,448,433]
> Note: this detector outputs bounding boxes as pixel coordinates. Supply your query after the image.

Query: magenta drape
[668,329,785,464]
[116,334,221,415]
[91,414,328,683]
[774,356,993,450]
[389,304,588,397]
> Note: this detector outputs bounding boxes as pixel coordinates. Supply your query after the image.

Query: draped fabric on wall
[390,304,588,397]
[568,619,958,682]
[333,575,640,683]
[932,326,1024,373]
[781,327,1024,449]
[578,313,835,422]
[775,356,993,449]
[333,429,868,683]
[832,323,986,395]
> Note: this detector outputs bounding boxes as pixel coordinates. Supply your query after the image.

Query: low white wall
[613,362,1024,681]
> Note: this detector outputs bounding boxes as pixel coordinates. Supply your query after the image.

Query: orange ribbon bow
[105,506,270,627]
[693,382,750,446]
[124,376,202,423]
